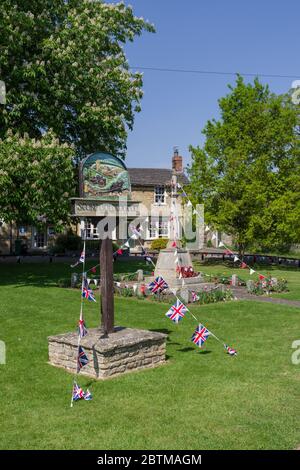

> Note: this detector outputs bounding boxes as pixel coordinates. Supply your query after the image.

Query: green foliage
[189,76,300,254]
[57,278,71,288]
[150,238,168,250]
[0,1,154,157]
[195,288,233,304]
[50,231,81,254]
[117,287,133,297]
[0,130,74,228]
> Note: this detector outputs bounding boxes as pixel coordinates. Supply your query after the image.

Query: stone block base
[48,327,167,379]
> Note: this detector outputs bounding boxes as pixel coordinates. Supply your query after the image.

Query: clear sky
[109,0,300,170]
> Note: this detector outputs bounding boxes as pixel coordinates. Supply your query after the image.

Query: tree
[0,130,75,230]
[0,1,154,158]
[189,76,300,255]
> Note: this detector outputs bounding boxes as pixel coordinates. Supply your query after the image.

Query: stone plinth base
[48,327,167,379]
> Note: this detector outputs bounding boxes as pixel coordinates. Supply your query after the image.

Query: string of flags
[70,242,94,407]
[147,274,237,356]
[71,223,147,276]
[217,241,266,280]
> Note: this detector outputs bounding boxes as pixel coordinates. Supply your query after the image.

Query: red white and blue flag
[84,389,93,401]
[148,276,168,294]
[79,250,85,263]
[78,319,88,338]
[191,324,210,348]
[82,278,96,302]
[191,291,199,302]
[71,249,85,268]
[72,382,85,401]
[77,346,89,370]
[224,344,237,356]
[165,299,187,323]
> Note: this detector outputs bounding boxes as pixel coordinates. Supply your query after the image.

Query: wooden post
[100,237,114,335]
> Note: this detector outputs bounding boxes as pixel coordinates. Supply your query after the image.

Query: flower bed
[194,288,233,304]
[247,277,288,295]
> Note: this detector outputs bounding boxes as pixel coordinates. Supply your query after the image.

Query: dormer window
[154,185,165,205]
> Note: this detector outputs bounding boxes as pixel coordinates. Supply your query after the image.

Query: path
[231,287,300,308]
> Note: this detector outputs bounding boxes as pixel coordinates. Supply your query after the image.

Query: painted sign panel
[81,152,131,199]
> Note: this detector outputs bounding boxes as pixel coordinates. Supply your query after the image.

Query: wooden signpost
[100,238,114,335]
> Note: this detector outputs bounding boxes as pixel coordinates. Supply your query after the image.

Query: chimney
[172,146,183,173]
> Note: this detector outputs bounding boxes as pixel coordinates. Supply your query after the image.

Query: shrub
[57,278,71,288]
[50,230,81,254]
[195,288,233,304]
[150,238,168,250]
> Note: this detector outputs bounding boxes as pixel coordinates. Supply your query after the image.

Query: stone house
[0,148,229,254]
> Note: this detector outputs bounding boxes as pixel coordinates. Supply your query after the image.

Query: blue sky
[109,0,299,170]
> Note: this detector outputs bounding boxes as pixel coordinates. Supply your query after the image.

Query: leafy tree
[0,130,75,229]
[0,1,154,157]
[189,76,300,255]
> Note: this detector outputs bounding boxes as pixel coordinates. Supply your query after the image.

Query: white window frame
[32,227,47,249]
[147,218,169,239]
[154,185,166,205]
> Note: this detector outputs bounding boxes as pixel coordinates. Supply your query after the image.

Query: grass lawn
[1,262,300,450]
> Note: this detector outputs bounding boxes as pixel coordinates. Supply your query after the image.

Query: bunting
[165,299,187,323]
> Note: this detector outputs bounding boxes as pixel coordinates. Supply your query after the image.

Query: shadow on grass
[177,347,195,353]
[0,259,150,288]
[149,328,172,335]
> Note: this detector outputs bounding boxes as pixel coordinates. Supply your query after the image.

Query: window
[158,219,169,237]
[148,220,157,239]
[18,226,28,236]
[148,218,169,239]
[154,185,165,204]
[36,232,45,248]
[84,222,99,239]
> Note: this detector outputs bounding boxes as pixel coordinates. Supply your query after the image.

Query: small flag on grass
[72,382,85,401]
[224,344,237,356]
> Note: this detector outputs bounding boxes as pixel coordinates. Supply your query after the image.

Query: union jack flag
[191,324,210,348]
[148,276,168,294]
[79,250,85,263]
[82,278,96,302]
[191,291,199,302]
[84,389,93,401]
[72,382,85,401]
[78,318,88,338]
[77,346,89,370]
[224,344,237,356]
[165,299,187,323]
